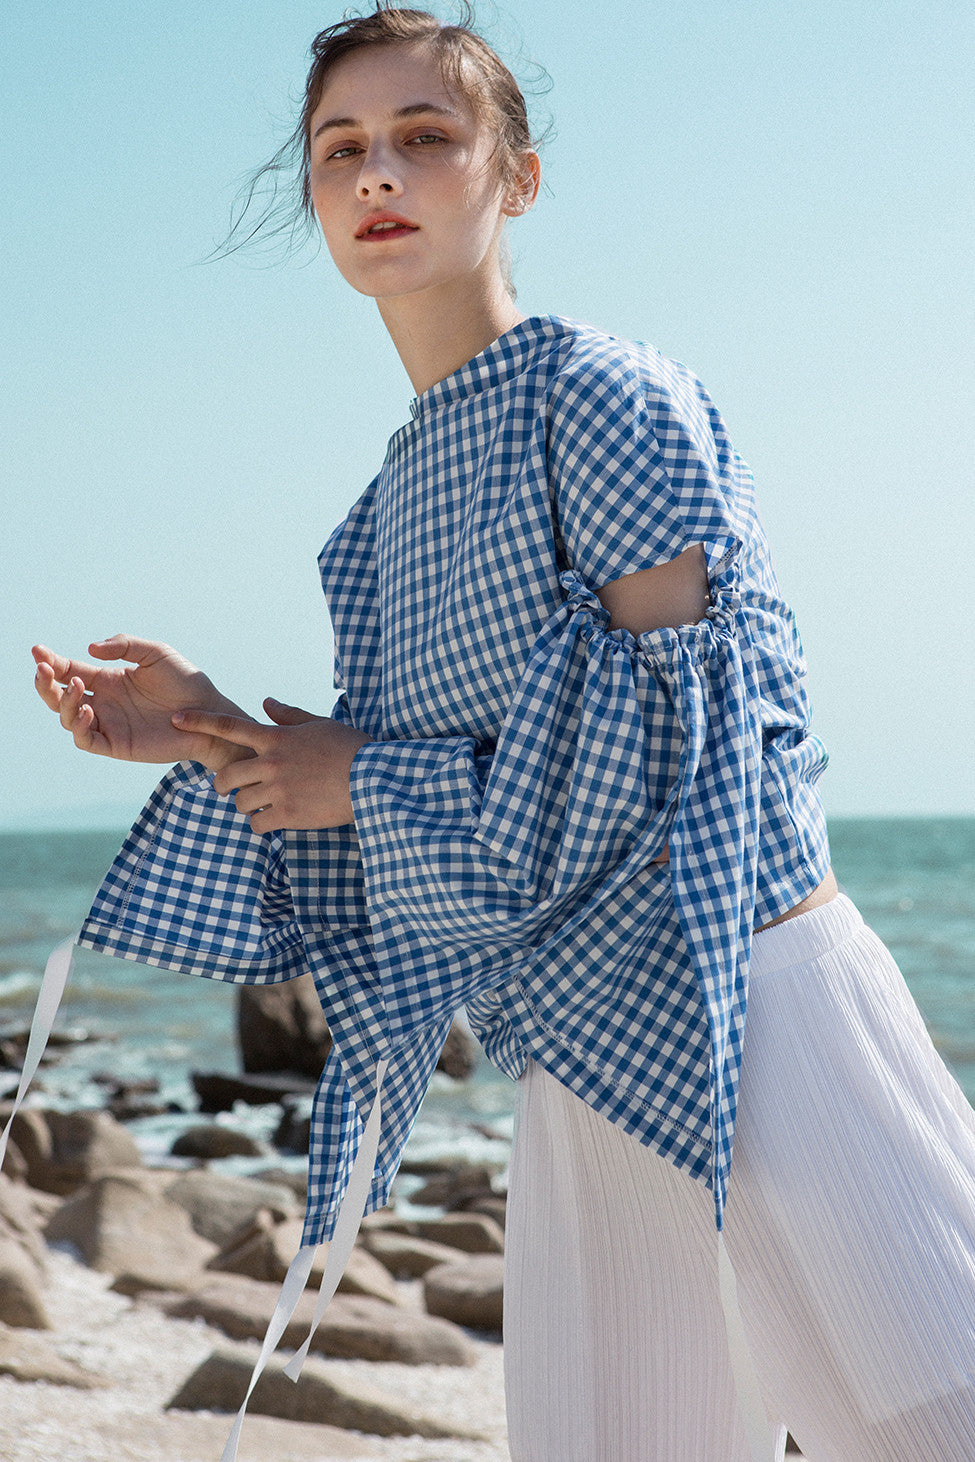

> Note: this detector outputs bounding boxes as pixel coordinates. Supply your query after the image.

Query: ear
[502,150,541,218]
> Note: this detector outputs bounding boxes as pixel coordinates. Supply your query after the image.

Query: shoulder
[541,319,726,471]
[537,320,751,586]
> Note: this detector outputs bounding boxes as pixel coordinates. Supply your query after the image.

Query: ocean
[1,818,973,1181]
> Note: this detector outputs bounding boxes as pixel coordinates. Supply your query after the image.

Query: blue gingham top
[78,316,830,1235]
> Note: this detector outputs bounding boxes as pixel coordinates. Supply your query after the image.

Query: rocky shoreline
[0,976,805,1460]
[0,979,511,1460]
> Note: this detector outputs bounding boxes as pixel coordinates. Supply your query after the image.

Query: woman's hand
[32,636,253,772]
[173,698,373,832]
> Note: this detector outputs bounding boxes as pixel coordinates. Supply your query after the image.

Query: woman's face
[308,43,520,303]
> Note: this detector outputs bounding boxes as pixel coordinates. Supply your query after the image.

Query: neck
[377,272,524,397]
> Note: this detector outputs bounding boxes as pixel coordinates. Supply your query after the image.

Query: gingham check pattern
[79,317,829,1235]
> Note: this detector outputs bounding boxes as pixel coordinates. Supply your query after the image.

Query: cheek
[310,194,345,259]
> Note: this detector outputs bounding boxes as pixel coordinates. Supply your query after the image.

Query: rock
[412,1212,505,1254]
[0,1025,97,1063]
[236,985,472,1085]
[399,1154,477,1176]
[0,1323,110,1388]
[209,1216,400,1305]
[165,1276,475,1365]
[359,1209,415,1234]
[91,1077,171,1123]
[437,1020,477,1080]
[308,1293,475,1365]
[461,1194,508,1230]
[3,1109,51,1178]
[168,1344,484,1437]
[336,1244,400,1304]
[361,1230,468,1279]
[0,1171,50,1272]
[9,1108,142,1196]
[45,1172,216,1287]
[252,1165,307,1203]
[205,1206,277,1276]
[237,976,332,1079]
[423,1254,504,1332]
[0,1239,50,1328]
[163,1169,297,1246]
[409,1162,497,1209]
[0,1135,27,1182]
[272,1098,311,1154]
[92,1074,159,1094]
[170,1124,267,1160]
[191,1070,317,1114]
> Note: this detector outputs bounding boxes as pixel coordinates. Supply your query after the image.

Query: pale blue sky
[3,0,973,828]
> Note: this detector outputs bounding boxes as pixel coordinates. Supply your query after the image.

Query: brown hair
[222,4,541,259]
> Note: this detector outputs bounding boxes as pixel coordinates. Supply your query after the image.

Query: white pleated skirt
[503,893,975,1461]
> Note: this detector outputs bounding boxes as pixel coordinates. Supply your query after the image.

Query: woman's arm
[32,636,253,772]
[172,548,708,835]
[595,544,709,635]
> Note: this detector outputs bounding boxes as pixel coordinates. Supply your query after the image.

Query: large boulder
[237,975,332,1078]
[412,1212,505,1254]
[164,1275,475,1365]
[408,1162,498,1210]
[423,1254,505,1332]
[190,1071,317,1114]
[236,979,475,1084]
[163,1170,297,1247]
[7,1108,142,1196]
[170,1124,267,1160]
[168,1344,485,1437]
[209,1213,400,1304]
[361,1231,469,1280]
[45,1171,216,1287]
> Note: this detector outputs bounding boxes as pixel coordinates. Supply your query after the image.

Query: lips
[355,211,419,240]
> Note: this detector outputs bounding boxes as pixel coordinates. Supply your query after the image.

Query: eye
[408,132,448,147]
[328,144,361,161]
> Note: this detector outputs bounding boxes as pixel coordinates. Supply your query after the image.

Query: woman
[27,8,975,1460]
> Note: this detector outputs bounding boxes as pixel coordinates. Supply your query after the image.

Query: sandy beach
[0,1244,510,1462]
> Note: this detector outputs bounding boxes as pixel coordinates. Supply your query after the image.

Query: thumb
[89,634,170,666]
[263,696,318,726]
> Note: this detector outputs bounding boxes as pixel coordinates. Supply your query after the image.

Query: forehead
[310,42,475,132]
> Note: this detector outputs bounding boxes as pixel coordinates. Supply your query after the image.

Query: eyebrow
[312,102,458,140]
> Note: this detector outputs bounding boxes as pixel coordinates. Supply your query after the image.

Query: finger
[32,644,96,688]
[173,709,268,749]
[58,677,87,732]
[263,697,317,726]
[249,808,282,836]
[88,634,171,666]
[233,785,272,817]
[33,660,66,711]
[213,757,267,798]
[70,700,108,755]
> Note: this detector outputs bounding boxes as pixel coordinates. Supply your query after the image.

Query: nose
[356,143,403,201]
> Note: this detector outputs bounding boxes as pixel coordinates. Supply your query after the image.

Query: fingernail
[172,712,185,725]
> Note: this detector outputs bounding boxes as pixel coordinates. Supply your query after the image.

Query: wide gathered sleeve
[76,761,312,983]
[350,564,763,1060]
